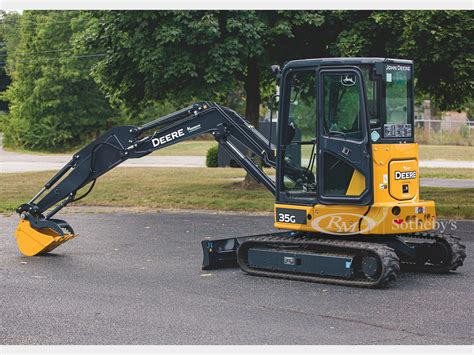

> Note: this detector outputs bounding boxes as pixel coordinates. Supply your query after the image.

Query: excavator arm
[15,102,311,256]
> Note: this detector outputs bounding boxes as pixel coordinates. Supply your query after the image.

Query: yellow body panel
[346,169,366,196]
[274,143,436,235]
[372,143,419,203]
[15,219,77,256]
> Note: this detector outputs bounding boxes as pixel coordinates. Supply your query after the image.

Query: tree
[328,10,474,110]
[2,11,121,151]
[78,11,331,186]
[79,11,327,126]
[4,10,472,153]
[0,11,19,113]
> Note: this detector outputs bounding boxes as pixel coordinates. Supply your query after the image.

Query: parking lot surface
[0,211,472,345]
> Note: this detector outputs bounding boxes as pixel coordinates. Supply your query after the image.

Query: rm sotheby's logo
[311,213,378,235]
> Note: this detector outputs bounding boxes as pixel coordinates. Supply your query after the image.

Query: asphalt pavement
[0,211,472,345]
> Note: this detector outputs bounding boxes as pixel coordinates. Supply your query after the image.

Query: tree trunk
[242,58,262,188]
[244,58,261,127]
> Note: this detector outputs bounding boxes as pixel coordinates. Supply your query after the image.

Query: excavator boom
[15,102,293,256]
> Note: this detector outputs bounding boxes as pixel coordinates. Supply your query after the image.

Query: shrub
[206,144,219,167]
[2,11,120,152]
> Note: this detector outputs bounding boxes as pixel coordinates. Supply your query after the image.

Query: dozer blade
[15,219,77,256]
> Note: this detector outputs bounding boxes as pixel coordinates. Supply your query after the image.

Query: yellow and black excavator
[14,58,466,287]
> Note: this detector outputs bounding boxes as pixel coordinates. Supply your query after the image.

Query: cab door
[317,68,372,205]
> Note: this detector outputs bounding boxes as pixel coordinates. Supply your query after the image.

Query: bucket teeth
[15,219,77,256]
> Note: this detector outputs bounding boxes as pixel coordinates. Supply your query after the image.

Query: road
[1,142,472,188]
[0,211,471,345]
[0,132,471,168]
[0,149,205,172]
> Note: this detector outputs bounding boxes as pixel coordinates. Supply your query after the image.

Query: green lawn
[150,140,216,156]
[0,167,472,219]
[0,168,273,214]
[419,145,473,161]
[421,187,474,220]
[420,168,473,179]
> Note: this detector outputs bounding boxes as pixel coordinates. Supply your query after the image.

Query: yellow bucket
[15,219,77,256]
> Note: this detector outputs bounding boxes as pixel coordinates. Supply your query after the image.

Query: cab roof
[283,57,413,70]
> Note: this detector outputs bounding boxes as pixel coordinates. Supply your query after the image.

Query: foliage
[2,11,121,151]
[465,99,474,121]
[329,10,474,111]
[78,11,327,125]
[78,10,472,129]
[206,144,219,167]
[418,144,473,160]
[0,11,17,112]
[131,100,177,126]
[2,10,473,152]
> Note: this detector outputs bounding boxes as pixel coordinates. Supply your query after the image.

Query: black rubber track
[237,235,400,288]
[399,232,466,273]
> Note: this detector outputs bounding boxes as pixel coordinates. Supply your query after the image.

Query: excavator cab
[14,58,465,288]
[277,58,411,206]
[273,58,426,236]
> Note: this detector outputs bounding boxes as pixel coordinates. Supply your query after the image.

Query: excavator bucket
[15,219,77,256]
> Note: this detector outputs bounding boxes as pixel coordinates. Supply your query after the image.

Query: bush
[2,11,121,152]
[206,145,219,167]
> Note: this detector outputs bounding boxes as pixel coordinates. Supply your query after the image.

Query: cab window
[282,70,317,194]
[322,73,362,140]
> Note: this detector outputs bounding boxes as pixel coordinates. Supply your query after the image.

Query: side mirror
[271,65,282,81]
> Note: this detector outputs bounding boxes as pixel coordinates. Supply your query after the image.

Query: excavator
[14,57,466,288]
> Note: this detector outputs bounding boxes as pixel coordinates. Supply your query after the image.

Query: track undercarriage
[201,231,466,288]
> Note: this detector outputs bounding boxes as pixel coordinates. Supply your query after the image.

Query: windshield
[383,64,413,138]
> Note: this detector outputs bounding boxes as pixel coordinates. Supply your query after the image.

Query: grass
[0,168,273,214]
[418,145,474,161]
[0,167,473,219]
[415,127,473,146]
[421,187,474,220]
[150,141,215,156]
[420,168,473,179]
